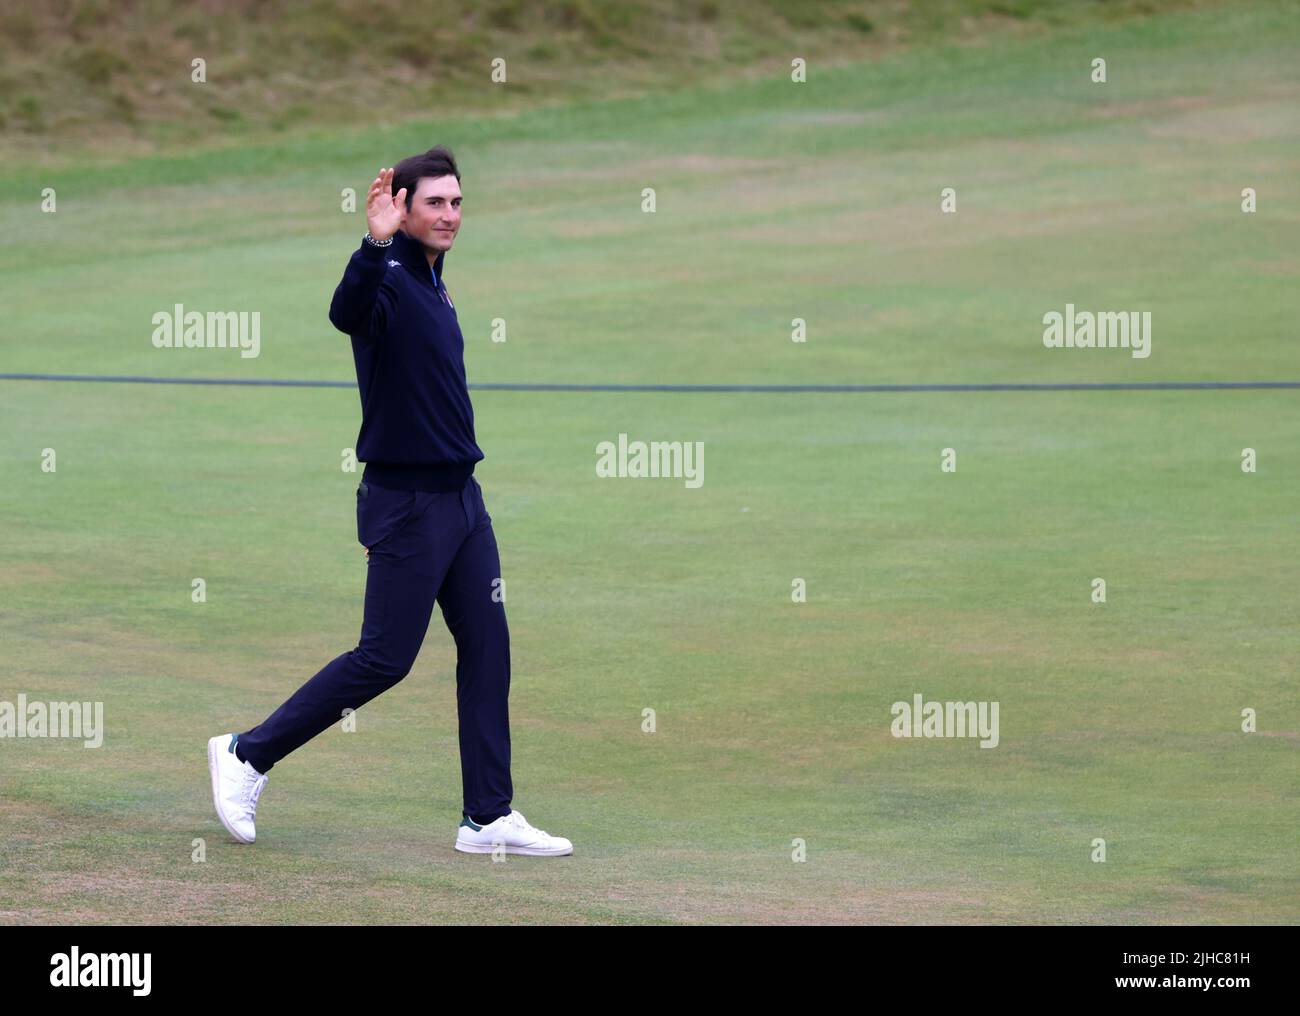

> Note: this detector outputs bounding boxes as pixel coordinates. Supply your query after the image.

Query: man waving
[208,145,572,857]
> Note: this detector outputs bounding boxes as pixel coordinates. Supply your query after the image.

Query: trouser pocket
[357,482,418,550]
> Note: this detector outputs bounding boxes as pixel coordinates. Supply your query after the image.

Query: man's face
[401,174,462,253]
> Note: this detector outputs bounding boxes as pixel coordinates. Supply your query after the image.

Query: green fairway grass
[2,0,1297,923]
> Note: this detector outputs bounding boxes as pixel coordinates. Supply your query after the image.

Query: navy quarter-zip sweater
[328,229,484,491]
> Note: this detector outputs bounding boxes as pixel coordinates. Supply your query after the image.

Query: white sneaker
[207,733,268,844]
[455,810,573,856]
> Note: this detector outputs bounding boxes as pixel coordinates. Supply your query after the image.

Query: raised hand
[366,167,407,242]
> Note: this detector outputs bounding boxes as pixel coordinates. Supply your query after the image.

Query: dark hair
[392,145,461,211]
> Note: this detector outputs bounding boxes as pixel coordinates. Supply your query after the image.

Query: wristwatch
[364,231,394,247]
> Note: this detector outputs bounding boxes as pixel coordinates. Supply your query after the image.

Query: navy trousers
[236,474,513,824]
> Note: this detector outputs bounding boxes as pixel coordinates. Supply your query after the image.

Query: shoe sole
[455,838,572,856]
[208,735,255,844]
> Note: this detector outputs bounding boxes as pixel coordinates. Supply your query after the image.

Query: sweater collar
[391,227,445,285]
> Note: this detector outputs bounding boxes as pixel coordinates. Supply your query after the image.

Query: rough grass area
[2,0,1220,162]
